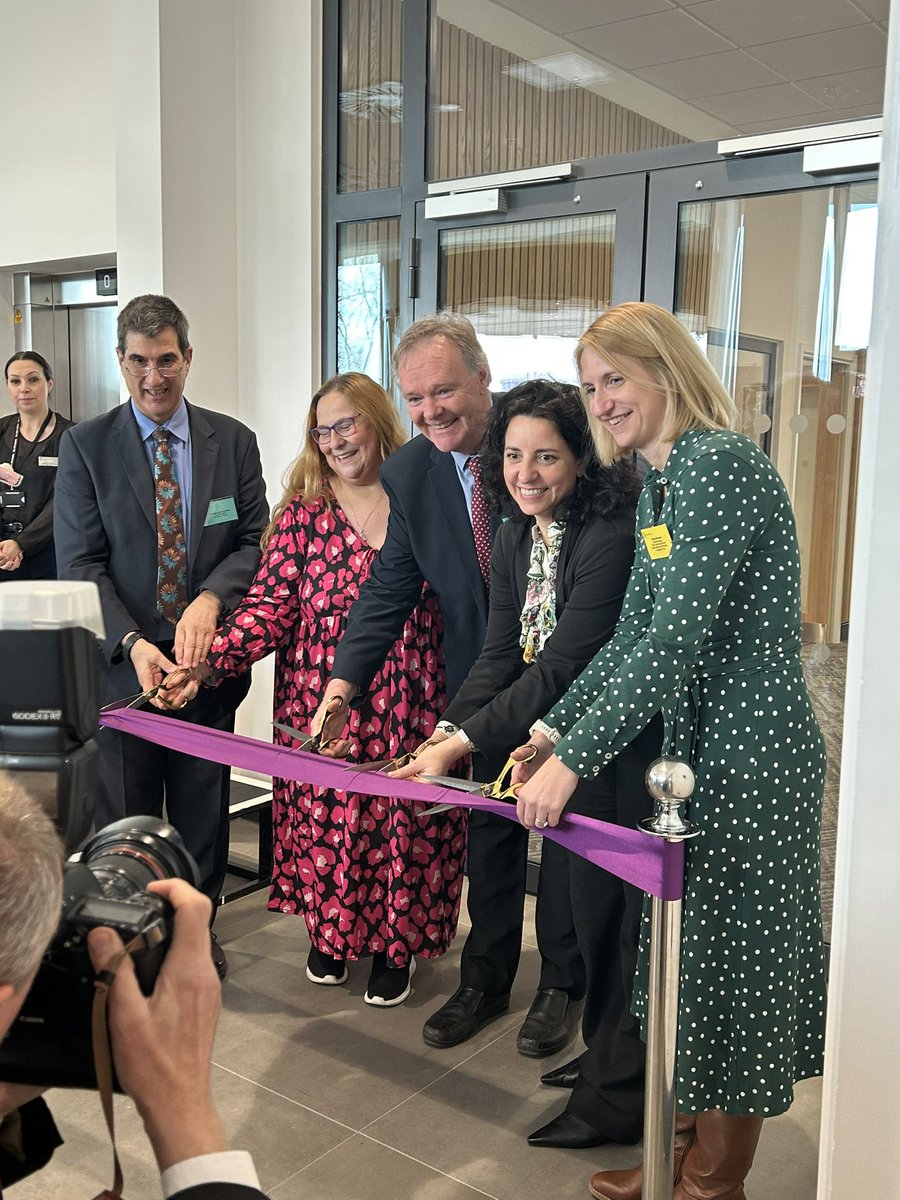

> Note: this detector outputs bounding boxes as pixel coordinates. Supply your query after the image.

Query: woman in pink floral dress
[204,373,466,1006]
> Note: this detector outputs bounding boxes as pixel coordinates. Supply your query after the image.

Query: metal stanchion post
[638,756,700,1200]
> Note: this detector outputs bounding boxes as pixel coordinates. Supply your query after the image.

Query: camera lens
[76,815,200,900]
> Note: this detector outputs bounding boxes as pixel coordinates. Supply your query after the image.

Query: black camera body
[0,583,200,1089]
[0,815,199,1089]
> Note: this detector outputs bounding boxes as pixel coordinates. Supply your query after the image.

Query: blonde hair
[576,302,736,464]
[262,373,407,547]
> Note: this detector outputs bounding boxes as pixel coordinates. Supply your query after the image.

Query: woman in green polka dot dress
[513,302,827,1200]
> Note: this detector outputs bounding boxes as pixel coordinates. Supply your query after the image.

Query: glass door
[415,171,648,387]
[645,159,877,645]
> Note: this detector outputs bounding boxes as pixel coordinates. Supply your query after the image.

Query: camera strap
[89,933,144,1200]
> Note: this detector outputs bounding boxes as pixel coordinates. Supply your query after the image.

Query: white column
[817,2,900,1194]
[114,0,321,744]
[230,0,322,744]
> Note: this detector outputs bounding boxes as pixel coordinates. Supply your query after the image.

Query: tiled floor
[13,823,823,1199]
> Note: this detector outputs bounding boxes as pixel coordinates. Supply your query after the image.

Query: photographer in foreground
[0,772,268,1198]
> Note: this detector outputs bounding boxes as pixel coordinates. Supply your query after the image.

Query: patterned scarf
[519,520,565,663]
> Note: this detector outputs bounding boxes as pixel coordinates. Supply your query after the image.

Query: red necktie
[153,427,188,624]
[465,455,491,589]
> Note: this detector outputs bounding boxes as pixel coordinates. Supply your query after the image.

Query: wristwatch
[119,630,144,662]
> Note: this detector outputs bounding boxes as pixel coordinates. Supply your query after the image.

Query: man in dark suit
[54,295,268,923]
[0,771,268,1199]
[314,312,584,1056]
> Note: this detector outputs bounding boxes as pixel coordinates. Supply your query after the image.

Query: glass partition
[430,2,686,182]
[674,182,877,642]
[337,218,401,386]
[339,0,403,193]
[439,211,616,389]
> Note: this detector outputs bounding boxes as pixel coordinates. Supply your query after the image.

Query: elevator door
[26,276,119,423]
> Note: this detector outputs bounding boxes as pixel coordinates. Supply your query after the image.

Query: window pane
[337,218,401,387]
[429,3,685,183]
[674,182,877,642]
[339,0,403,193]
[440,212,615,390]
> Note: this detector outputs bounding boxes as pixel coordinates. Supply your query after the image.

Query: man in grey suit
[54,295,268,925]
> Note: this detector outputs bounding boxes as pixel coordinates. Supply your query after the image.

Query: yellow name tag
[641,523,672,559]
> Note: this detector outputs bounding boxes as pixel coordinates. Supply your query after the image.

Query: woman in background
[1,352,73,579]
[203,373,466,1007]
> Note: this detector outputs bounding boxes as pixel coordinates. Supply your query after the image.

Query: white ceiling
[480,0,887,137]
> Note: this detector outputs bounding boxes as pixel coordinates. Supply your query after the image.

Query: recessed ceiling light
[505,52,610,91]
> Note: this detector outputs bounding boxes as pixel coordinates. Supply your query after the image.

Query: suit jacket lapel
[186,402,219,567]
[112,404,155,531]
[555,520,577,613]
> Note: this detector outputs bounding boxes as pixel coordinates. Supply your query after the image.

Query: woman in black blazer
[396,380,663,1148]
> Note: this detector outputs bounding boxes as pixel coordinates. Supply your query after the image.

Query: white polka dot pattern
[543,429,827,1116]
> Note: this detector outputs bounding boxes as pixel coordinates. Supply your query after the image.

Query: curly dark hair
[480,379,641,523]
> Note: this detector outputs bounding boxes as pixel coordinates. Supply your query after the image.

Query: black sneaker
[306,945,348,985]
[364,953,416,1007]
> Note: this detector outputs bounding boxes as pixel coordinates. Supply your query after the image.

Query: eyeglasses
[122,357,187,379]
[310,415,361,444]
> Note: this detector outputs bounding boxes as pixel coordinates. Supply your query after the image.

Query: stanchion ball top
[645,756,695,801]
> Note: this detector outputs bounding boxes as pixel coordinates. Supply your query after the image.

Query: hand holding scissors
[515,747,580,830]
[309,685,357,756]
[273,695,347,755]
[413,744,539,818]
[101,662,195,713]
[387,731,459,781]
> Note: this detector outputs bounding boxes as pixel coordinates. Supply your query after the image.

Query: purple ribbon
[99,708,684,900]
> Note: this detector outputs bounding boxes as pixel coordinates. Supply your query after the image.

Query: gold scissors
[416,744,538,817]
[100,666,194,713]
[273,695,347,754]
[355,748,425,774]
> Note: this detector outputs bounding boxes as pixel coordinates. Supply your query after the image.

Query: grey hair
[0,771,64,990]
[392,310,490,380]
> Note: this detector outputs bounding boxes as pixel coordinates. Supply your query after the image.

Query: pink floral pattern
[207,497,466,967]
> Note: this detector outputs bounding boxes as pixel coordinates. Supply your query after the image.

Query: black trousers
[563,716,664,1143]
[459,805,585,1002]
[96,662,250,904]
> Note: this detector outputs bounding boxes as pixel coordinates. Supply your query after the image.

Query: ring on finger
[535,818,549,829]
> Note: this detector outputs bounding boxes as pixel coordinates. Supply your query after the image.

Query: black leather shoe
[516,988,583,1058]
[527,1110,606,1149]
[423,985,510,1048]
[540,1057,581,1088]
[210,932,228,981]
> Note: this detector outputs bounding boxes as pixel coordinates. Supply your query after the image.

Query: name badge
[38,456,59,467]
[641,523,672,560]
[204,496,238,526]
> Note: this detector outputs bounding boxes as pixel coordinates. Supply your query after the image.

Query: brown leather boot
[673,1108,763,1200]
[589,1114,697,1200]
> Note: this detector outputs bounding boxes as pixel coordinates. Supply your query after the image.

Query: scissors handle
[310,693,347,752]
[484,743,538,799]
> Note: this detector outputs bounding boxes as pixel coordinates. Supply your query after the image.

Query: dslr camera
[0,581,199,1088]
